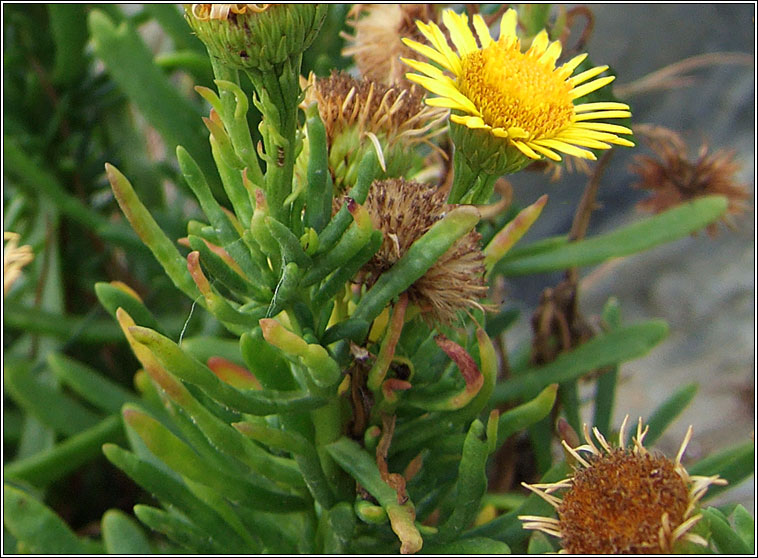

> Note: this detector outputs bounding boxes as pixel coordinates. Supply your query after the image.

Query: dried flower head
[631,126,751,235]
[402,8,634,175]
[342,4,439,85]
[4,231,34,296]
[520,416,727,554]
[356,178,488,324]
[189,4,269,21]
[302,71,446,191]
[185,4,326,71]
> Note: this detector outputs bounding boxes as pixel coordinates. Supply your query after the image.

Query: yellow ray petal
[451,114,488,129]
[550,136,612,150]
[559,53,588,76]
[569,65,610,87]
[572,122,633,134]
[535,138,597,159]
[506,126,529,139]
[574,101,630,113]
[570,76,616,100]
[405,74,478,114]
[511,140,544,160]
[528,30,550,56]
[401,38,461,75]
[425,96,475,113]
[561,128,630,143]
[573,110,632,121]
[528,141,563,161]
[539,40,562,67]
[401,57,447,80]
[472,14,493,49]
[499,9,518,41]
[417,21,461,73]
[443,10,478,57]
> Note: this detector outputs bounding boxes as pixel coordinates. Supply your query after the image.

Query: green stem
[210,59,265,187]
[247,55,303,223]
[312,399,352,502]
[448,149,481,204]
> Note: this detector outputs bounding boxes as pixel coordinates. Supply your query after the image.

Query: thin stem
[248,56,303,223]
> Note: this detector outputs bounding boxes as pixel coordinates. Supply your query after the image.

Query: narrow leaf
[496,196,728,276]
[102,509,153,554]
[3,484,86,554]
[493,320,668,402]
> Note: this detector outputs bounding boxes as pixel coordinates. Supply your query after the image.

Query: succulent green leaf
[493,320,668,402]
[130,324,326,414]
[102,509,153,554]
[102,443,254,553]
[4,358,102,436]
[326,437,423,554]
[4,415,124,487]
[47,353,137,414]
[495,196,729,276]
[3,484,87,554]
[89,10,220,195]
[423,537,512,554]
[133,504,226,554]
[688,442,755,500]
[626,382,698,446]
[703,507,752,555]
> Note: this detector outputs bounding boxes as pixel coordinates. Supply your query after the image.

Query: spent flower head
[402,8,634,175]
[302,71,446,191]
[357,178,488,325]
[520,416,727,554]
[342,4,439,85]
[631,126,751,236]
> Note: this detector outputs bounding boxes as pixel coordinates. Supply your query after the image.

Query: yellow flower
[402,9,634,164]
[519,416,727,554]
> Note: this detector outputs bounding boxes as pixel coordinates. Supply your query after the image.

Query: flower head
[301,72,446,192]
[520,416,727,554]
[631,126,751,236]
[402,9,634,174]
[185,4,326,71]
[356,178,488,325]
[342,4,439,85]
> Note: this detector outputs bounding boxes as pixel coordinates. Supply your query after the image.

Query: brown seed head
[631,126,751,235]
[342,4,439,85]
[357,178,488,325]
[520,417,728,554]
[559,449,689,554]
[302,71,445,150]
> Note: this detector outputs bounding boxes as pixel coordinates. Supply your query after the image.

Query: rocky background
[506,4,755,509]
